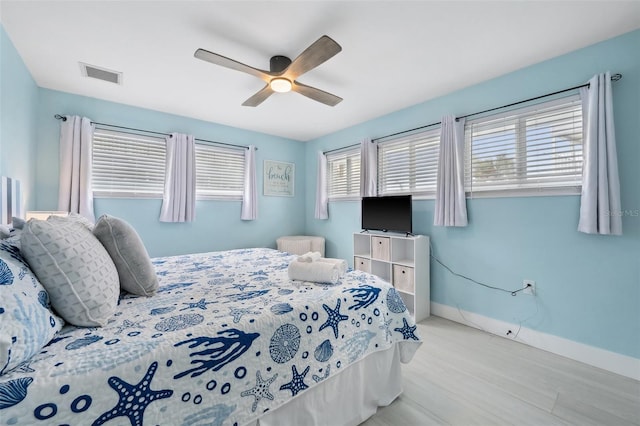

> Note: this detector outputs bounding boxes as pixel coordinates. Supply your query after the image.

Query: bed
[0,245,421,426]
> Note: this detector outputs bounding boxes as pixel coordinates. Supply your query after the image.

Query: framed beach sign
[264,160,295,197]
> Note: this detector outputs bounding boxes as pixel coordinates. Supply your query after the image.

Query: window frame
[463,95,583,198]
[91,128,246,200]
[92,128,166,199]
[195,144,245,201]
[327,147,361,201]
[377,127,441,199]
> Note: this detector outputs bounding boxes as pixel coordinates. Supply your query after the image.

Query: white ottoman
[276,236,325,257]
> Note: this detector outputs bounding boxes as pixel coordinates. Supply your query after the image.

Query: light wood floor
[362,316,640,426]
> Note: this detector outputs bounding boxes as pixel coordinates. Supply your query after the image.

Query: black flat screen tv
[361,195,412,234]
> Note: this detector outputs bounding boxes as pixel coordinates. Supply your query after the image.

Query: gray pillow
[20,217,119,327]
[0,224,11,238]
[93,214,158,296]
[11,217,26,229]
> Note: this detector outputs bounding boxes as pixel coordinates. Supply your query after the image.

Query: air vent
[79,62,122,84]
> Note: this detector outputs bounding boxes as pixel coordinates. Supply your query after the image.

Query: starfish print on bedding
[240,370,278,412]
[394,317,419,341]
[92,361,173,426]
[279,364,310,397]
[319,299,349,339]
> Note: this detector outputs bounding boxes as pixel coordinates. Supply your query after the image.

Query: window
[92,129,165,197]
[92,129,246,199]
[377,128,440,197]
[195,144,245,199]
[327,148,360,199]
[465,96,583,195]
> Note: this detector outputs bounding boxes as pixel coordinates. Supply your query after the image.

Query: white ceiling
[2,1,639,141]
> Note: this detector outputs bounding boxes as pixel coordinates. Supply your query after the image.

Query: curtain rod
[54,115,254,151]
[368,73,622,142]
[458,73,622,121]
[323,142,360,155]
[372,121,441,142]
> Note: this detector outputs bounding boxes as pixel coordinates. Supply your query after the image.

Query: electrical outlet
[523,280,536,296]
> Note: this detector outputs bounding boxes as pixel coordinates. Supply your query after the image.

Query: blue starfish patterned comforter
[0,248,421,426]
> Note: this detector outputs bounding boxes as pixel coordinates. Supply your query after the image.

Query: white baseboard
[431,302,640,381]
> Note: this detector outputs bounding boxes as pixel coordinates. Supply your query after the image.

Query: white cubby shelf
[353,232,430,322]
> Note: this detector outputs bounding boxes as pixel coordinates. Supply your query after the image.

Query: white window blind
[377,129,440,197]
[92,129,165,197]
[465,95,583,195]
[195,144,245,199]
[93,128,245,200]
[327,148,360,199]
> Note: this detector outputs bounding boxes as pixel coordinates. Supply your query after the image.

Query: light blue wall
[304,30,640,359]
[0,25,39,210]
[35,89,306,256]
[4,19,638,360]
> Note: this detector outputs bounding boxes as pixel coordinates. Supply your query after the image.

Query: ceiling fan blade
[284,35,342,79]
[242,84,274,107]
[194,48,272,81]
[292,81,342,107]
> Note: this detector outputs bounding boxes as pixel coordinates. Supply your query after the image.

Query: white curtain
[159,133,196,222]
[578,72,622,235]
[434,115,468,227]
[360,138,377,197]
[58,115,95,222]
[315,151,329,219]
[241,145,257,220]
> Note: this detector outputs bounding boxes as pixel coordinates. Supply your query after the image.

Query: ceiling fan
[194,35,342,107]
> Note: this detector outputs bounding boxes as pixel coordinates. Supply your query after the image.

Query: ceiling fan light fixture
[270,78,292,93]
[195,35,342,106]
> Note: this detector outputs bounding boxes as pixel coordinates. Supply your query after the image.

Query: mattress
[0,248,421,425]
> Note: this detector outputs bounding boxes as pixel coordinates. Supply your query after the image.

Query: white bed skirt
[250,344,404,426]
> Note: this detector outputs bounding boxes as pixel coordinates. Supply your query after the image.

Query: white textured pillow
[47,212,94,231]
[20,218,119,327]
[93,214,158,296]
